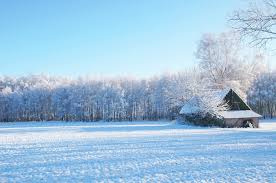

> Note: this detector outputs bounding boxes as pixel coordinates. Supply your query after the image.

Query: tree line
[0,67,275,122]
[0,72,197,122]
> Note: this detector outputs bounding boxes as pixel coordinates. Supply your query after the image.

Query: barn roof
[219,110,262,119]
[213,88,231,102]
[180,88,262,118]
[180,88,231,115]
[179,96,201,114]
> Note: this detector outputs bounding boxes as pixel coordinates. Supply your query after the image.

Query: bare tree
[229,0,276,48]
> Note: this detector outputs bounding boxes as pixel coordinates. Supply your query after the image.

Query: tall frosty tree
[196,32,250,87]
[196,31,267,99]
[196,32,243,86]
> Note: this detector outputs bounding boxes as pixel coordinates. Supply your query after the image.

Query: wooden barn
[180,89,262,128]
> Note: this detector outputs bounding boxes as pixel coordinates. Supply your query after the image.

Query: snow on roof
[179,97,201,114]
[180,88,230,115]
[219,110,262,119]
[213,88,231,102]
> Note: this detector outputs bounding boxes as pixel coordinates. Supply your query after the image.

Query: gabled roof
[219,110,262,119]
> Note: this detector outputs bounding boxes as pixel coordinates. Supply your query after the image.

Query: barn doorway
[242,119,255,128]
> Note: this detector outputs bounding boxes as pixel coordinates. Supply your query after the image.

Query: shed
[180,89,262,128]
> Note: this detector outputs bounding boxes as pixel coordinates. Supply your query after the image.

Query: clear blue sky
[0,0,248,78]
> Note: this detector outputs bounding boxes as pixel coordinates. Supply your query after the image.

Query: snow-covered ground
[0,120,276,183]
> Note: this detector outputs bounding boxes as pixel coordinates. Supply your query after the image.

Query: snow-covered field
[0,120,276,183]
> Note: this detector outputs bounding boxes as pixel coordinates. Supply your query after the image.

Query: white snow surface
[0,120,276,183]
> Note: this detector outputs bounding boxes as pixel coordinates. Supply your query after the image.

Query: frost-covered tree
[196,32,243,85]
[196,32,268,99]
